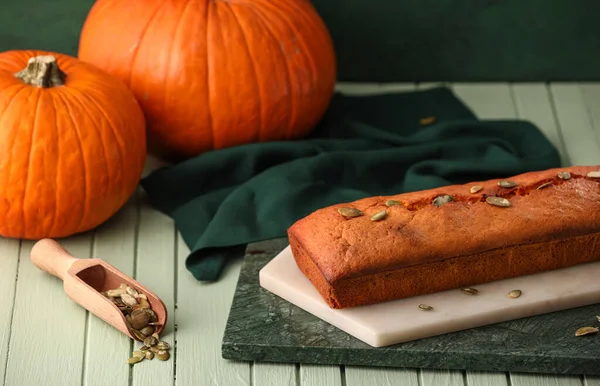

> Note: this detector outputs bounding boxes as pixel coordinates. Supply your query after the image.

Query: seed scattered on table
[418,304,433,311]
[508,290,522,299]
[460,287,478,295]
[575,326,599,337]
[419,116,436,126]
[102,283,172,366]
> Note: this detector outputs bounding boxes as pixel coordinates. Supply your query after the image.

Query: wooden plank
[466,371,509,386]
[0,239,20,386]
[253,363,295,386]
[299,364,342,386]
[511,83,569,166]
[345,367,420,386]
[549,84,600,166]
[421,369,464,386]
[339,82,422,386]
[509,373,583,386]
[566,83,600,386]
[131,193,176,386]
[585,377,600,386]
[4,234,92,386]
[82,198,137,386]
[580,83,600,144]
[335,82,415,95]
[173,234,250,385]
[452,83,516,119]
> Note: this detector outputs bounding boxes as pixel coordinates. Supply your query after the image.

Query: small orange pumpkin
[78,0,337,161]
[0,50,147,239]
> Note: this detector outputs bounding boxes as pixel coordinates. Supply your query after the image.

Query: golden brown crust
[287,166,600,309]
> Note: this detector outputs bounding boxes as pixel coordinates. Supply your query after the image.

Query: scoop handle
[30,238,78,281]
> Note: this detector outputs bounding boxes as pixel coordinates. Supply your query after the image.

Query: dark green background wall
[1,0,598,81]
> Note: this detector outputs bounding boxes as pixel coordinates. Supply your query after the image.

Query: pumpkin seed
[596,316,600,323]
[432,194,454,208]
[140,326,155,337]
[106,288,127,297]
[156,350,170,361]
[536,182,553,190]
[575,326,599,336]
[126,286,139,298]
[558,171,571,180]
[498,180,518,188]
[126,356,144,365]
[385,200,400,207]
[460,288,479,295]
[131,329,146,341]
[144,336,159,347]
[485,196,511,208]
[102,283,171,366]
[469,185,483,194]
[419,116,436,126]
[120,293,138,307]
[508,290,522,299]
[337,207,363,218]
[418,304,433,311]
[587,171,600,178]
[130,309,150,330]
[370,210,387,221]
[156,341,170,350]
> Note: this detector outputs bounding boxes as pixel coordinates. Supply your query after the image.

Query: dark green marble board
[221,238,600,375]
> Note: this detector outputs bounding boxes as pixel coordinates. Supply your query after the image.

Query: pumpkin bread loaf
[287,166,600,309]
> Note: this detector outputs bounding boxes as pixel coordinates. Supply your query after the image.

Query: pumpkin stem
[14,55,65,88]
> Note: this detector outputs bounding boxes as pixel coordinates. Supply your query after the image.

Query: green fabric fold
[140,87,561,281]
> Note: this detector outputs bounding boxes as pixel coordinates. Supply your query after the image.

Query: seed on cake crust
[575,326,599,336]
[338,208,363,218]
[587,171,600,178]
[432,195,454,208]
[460,288,479,295]
[536,182,553,190]
[557,171,571,180]
[370,210,387,221]
[469,185,483,194]
[508,290,522,299]
[485,196,511,208]
[385,200,400,207]
[498,180,518,188]
[418,304,433,311]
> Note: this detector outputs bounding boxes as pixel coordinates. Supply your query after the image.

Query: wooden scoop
[30,238,168,342]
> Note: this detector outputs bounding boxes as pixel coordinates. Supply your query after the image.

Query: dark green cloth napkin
[140,87,561,282]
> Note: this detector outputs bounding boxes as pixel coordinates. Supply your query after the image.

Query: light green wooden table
[0,82,599,386]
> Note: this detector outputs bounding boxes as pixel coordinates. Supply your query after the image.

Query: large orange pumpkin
[78,0,337,161]
[0,50,147,239]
